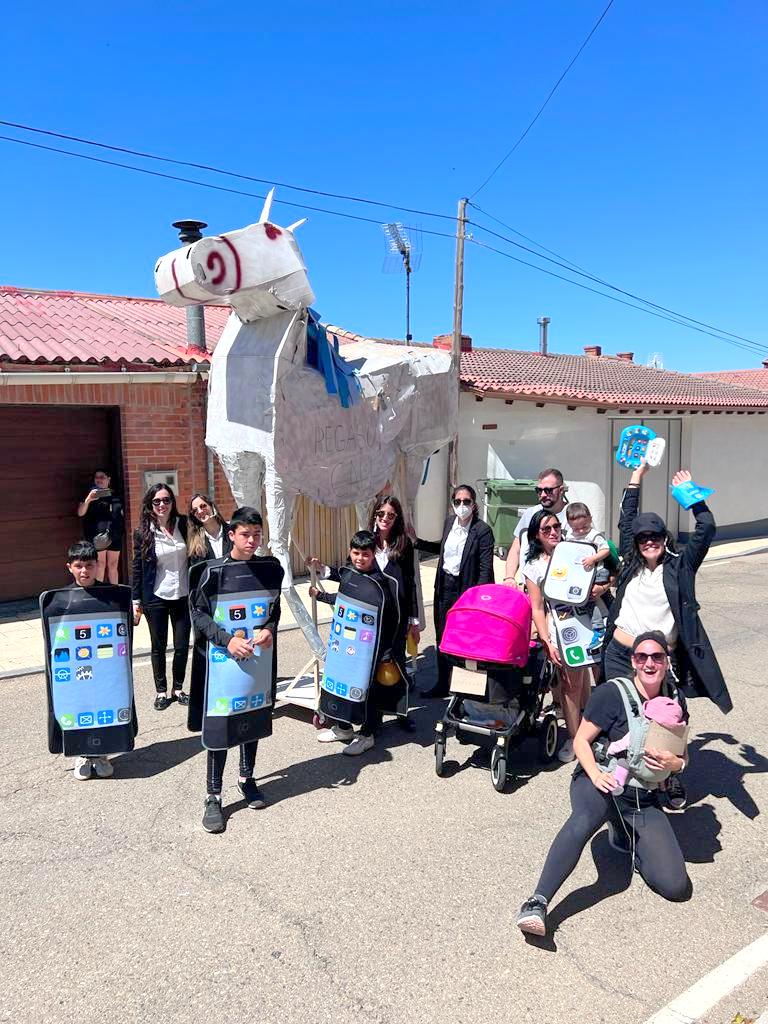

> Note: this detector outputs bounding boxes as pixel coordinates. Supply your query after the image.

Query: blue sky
[1,0,766,372]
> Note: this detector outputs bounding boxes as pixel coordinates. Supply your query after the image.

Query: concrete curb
[701,544,768,564]
[0,598,436,681]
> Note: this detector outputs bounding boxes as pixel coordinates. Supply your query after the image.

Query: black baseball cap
[632,512,666,537]
[632,630,670,654]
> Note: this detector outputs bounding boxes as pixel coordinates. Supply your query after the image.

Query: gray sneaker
[664,775,687,810]
[202,795,225,833]
[517,895,548,936]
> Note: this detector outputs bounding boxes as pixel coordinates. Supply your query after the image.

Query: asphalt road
[1,556,766,1024]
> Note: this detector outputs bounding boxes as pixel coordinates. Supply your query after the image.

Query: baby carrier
[434,584,557,792]
[596,677,686,790]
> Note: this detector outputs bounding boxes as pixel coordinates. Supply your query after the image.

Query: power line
[470,0,616,198]
[466,235,768,356]
[468,208,768,352]
[0,119,456,223]
[1,130,762,356]
[470,202,592,274]
[0,133,459,242]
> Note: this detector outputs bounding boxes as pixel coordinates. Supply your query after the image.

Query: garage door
[0,405,118,602]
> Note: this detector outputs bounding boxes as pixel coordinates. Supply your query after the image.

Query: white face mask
[454,501,473,520]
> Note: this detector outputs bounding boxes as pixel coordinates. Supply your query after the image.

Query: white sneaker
[342,734,375,756]
[73,756,92,781]
[317,725,355,743]
[557,738,575,763]
[92,756,114,779]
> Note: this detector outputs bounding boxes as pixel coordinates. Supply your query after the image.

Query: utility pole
[447,197,468,495]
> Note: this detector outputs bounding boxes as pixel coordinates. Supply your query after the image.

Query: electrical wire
[470,0,616,198]
[1,130,762,356]
[0,133,460,242]
[468,208,768,352]
[466,235,768,356]
[0,118,456,223]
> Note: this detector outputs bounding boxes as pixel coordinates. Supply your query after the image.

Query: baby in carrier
[600,686,688,793]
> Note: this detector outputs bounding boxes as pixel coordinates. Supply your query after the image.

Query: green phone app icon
[215,697,229,713]
[214,608,225,623]
[55,626,70,641]
[565,646,586,666]
[60,713,75,728]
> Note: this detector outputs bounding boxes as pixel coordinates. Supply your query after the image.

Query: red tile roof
[694,368,768,392]
[459,347,768,410]
[2,287,767,410]
[0,286,229,366]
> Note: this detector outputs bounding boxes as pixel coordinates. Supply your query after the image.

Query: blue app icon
[54,667,71,682]
[324,676,334,693]
[255,694,264,707]
[97,710,114,725]
[211,649,228,663]
[54,648,70,662]
[78,712,95,727]
[231,696,247,712]
[251,602,267,619]
[75,646,92,661]
[337,683,348,697]
[97,624,113,638]
[249,694,260,708]
[346,609,359,622]
[333,622,342,635]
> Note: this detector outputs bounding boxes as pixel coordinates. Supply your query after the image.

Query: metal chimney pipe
[172,219,208,354]
[537,316,550,356]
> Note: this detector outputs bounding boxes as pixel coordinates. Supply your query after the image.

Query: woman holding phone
[77,468,124,583]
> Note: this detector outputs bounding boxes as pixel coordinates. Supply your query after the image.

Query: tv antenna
[382,222,422,342]
[647,352,664,369]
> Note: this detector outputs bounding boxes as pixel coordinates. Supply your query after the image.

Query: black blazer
[418,514,495,602]
[131,515,189,606]
[605,486,732,714]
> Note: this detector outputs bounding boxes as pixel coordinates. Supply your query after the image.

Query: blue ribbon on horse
[306,309,360,409]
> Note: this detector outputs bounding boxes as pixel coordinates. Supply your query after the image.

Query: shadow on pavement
[669,803,722,863]
[685,732,767,820]
[112,734,201,779]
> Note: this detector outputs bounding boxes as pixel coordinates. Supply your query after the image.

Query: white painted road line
[641,932,768,1024]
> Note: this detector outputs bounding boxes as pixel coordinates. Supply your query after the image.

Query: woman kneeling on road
[517,631,691,937]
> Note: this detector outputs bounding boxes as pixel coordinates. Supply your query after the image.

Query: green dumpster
[484,478,539,552]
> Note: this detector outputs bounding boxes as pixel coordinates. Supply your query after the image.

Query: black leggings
[206,741,259,796]
[143,596,191,693]
[535,771,690,903]
[434,573,462,694]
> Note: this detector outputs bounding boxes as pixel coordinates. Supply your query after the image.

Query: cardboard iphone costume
[40,584,137,756]
[193,558,283,751]
[543,542,602,668]
[320,567,403,726]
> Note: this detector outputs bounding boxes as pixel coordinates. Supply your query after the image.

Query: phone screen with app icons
[205,591,275,719]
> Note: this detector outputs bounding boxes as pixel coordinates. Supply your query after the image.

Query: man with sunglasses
[504,469,568,586]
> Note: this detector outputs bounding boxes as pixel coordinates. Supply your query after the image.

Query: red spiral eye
[264,223,282,240]
[207,251,226,285]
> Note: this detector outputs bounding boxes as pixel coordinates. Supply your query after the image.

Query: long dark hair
[187,492,227,559]
[525,509,561,564]
[621,528,678,584]
[367,494,409,560]
[139,483,179,559]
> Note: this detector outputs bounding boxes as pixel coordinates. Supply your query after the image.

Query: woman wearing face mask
[131,484,191,710]
[187,493,232,566]
[517,631,691,937]
[416,484,495,698]
[601,464,732,808]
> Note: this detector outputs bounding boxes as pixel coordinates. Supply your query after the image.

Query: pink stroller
[434,584,558,791]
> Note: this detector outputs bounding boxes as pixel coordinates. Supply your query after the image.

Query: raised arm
[617,463,647,561]
[672,470,716,573]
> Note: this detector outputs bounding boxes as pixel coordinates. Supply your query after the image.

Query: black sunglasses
[453,498,473,506]
[535,485,559,495]
[637,532,664,544]
[152,497,172,507]
[633,651,666,665]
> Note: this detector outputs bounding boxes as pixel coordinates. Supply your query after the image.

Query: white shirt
[442,516,471,577]
[615,565,677,645]
[207,525,225,559]
[153,523,189,600]
[375,543,390,571]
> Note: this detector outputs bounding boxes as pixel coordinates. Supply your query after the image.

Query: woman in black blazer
[187,493,233,566]
[131,483,191,710]
[417,483,495,697]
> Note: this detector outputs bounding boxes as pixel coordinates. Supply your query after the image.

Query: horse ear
[258,187,275,223]
[286,218,307,232]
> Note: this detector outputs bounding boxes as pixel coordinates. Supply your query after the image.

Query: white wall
[457,396,612,531]
[457,394,768,541]
[685,414,768,537]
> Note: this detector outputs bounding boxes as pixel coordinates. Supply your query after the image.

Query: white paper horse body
[155,190,457,587]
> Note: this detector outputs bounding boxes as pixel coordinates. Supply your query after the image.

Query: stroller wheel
[538,714,559,763]
[435,735,447,777]
[490,745,508,792]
